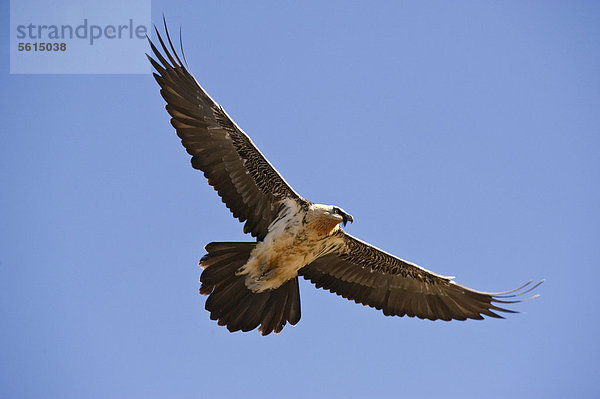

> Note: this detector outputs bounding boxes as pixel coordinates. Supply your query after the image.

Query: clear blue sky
[1,1,599,398]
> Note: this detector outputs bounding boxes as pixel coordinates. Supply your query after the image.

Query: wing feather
[148,23,305,240]
[299,231,541,321]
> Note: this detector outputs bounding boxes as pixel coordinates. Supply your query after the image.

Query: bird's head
[308,204,354,233]
[329,205,354,227]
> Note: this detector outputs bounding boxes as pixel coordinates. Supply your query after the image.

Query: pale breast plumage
[238,200,345,292]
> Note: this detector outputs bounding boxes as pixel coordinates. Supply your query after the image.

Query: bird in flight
[148,21,542,336]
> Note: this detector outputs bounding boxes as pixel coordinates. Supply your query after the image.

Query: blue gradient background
[1,1,599,398]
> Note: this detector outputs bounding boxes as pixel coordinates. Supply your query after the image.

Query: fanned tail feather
[199,242,301,335]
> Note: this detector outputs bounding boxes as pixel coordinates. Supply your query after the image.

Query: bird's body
[148,21,542,335]
[239,199,344,292]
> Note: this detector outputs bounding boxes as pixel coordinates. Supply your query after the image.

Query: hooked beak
[342,213,354,227]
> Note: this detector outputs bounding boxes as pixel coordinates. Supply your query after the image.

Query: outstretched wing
[299,231,542,321]
[148,22,305,240]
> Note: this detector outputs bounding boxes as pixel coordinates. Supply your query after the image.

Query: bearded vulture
[147,22,542,336]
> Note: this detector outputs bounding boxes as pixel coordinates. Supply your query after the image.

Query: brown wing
[148,22,305,240]
[299,231,542,321]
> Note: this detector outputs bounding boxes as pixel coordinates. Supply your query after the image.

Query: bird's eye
[332,207,340,215]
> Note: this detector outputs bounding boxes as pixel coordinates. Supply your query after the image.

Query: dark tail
[199,242,301,336]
